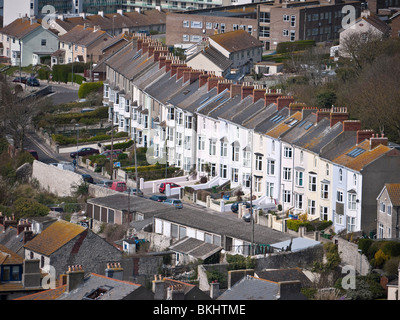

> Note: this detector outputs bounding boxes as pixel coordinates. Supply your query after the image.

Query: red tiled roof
[0,18,41,39]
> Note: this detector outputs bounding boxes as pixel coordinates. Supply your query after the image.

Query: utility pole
[110,110,114,180]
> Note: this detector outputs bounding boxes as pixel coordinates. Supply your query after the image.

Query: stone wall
[255,244,324,271]
[32,160,83,197]
[334,236,371,276]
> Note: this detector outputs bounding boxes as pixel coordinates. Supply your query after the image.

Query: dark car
[100,149,123,160]
[159,182,181,193]
[12,77,27,84]
[82,174,94,184]
[26,77,40,86]
[231,201,251,213]
[27,149,39,160]
[149,195,167,202]
[70,147,99,158]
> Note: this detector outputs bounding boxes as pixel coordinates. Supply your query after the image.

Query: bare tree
[0,75,42,150]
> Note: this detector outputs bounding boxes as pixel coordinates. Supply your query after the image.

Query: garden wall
[334,236,371,276]
[32,160,82,197]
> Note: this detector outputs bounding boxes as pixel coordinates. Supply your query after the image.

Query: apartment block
[165,4,258,47]
[258,0,362,50]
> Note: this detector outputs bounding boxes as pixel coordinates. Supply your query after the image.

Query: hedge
[276,40,316,54]
[78,81,103,99]
[42,107,108,125]
[287,219,332,232]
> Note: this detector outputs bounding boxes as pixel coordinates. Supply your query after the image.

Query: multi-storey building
[124,0,230,13]
[258,0,362,50]
[103,35,400,237]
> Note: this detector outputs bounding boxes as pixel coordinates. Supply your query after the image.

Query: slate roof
[58,25,110,47]
[254,107,290,135]
[23,220,86,256]
[176,84,218,113]
[209,30,263,53]
[266,111,302,139]
[15,273,147,300]
[256,268,313,288]
[385,184,400,207]
[218,275,280,300]
[331,139,391,172]
[87,193,174,218]
[168,237,222,260]
[154,207,291,245]
[186,46,233,71]
[280,112,317,144]
[0,226,24,255]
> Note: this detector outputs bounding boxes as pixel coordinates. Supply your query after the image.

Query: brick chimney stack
[330,107,349,127]
[17,219,31,235]
[357,129,374,144]
[176,66,191,80]
[170,60,186,77]
[276,96,295,110]
[253,86,266,103]
[230,83,242,98]
[343,120,361,132]
[264,88,282,107]
[217,80,232,94]
[199,73,210,87]
[316,108,331,123]
[66,265,85,293]
[207,76,222,91]
[158,55,167,69]
[370,133,388,150]
[241,82,254,99]
[289,102,306,116]
[183,70,202,84]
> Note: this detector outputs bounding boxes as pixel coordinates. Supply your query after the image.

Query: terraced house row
[102,35,400,238]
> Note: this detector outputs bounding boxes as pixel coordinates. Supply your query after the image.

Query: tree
[0,75,43,150]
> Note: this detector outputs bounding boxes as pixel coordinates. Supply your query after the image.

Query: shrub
[14,197,50,218]
[226,254,256,270]
[374,249,389,268]
[358,238,374,256]
[382,241,400,257]
[78,81,103,99]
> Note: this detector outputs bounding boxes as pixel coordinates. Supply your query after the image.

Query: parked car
[82,174,94,184]
[70,147,99,158]
[50,162,75,172]
[149,195,167,202]
[109,181,127,192]
[159,182,181,193]
[231,201,251,213]
[100,149,123,159]
[12,77,27,84]
[253,202,277,212]
[27,149,38,160]
[26,77,40,86]
[163,198,183,209]
[97,180,113,188]
[242,212,252,222]
[125,188,143,197]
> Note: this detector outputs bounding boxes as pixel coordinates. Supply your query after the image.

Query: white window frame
[267,159,275,175]
[295,170,303,187]
[348,193,357,210]
[321,183,329,200]
[255,155,263,171]
[283,167,292,181]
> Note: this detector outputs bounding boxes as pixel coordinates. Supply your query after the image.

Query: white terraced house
[103,35,400,237]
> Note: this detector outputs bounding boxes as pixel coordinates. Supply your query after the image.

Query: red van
[109,181,127,192]
[159,182,181,193]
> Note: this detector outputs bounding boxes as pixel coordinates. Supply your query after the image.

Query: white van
[50,162,75,172]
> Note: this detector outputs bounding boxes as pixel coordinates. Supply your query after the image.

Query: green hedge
[276,40,315,54]
[78,81,103,99]
[43,107,108,125]
[287,219,332,232]
[52,62,88,83]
